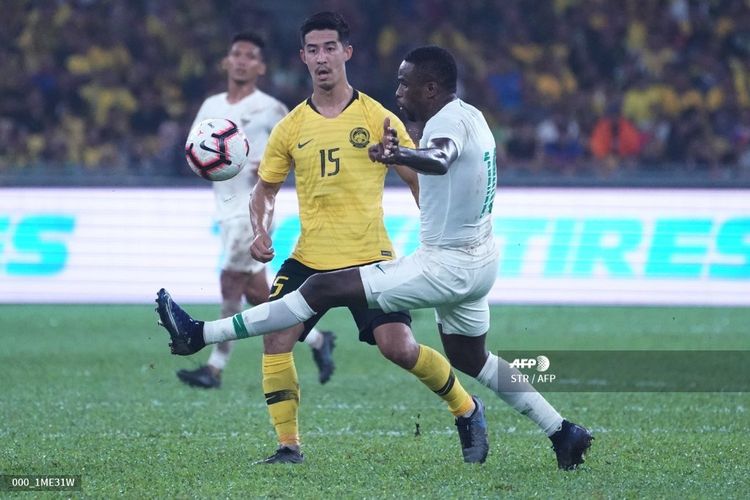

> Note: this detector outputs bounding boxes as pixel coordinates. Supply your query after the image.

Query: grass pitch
[2,305,749,498]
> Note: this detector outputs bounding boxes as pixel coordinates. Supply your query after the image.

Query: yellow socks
[262,346,472,447]
[409,345,474,417]
[262,352,300,447]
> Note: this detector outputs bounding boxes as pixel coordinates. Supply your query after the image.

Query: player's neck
[310,82,353,118]
[226,80,257,104]
[424,94,457,121]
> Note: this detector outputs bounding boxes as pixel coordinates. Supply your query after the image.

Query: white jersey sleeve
[193,91,288,221]
[417,99,497,248]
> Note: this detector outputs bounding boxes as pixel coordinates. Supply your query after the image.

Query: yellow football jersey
[259,90,415,270]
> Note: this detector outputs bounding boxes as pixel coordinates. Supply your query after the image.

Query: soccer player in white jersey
[176,32,336,390]
[157,45,593,469]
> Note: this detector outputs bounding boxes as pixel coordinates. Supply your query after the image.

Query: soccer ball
[185,118,249,181]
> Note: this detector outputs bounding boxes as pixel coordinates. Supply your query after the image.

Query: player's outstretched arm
[249,178,283,263]
[369,118,458,175]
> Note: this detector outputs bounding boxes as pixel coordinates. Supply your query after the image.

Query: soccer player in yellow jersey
[157,12,488,465]
[249,11,485,465]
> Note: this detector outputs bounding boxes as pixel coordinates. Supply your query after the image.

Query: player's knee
[302,273,329,294]
[263,328,302,354]
[376,332,419,369]
[263,336,294,355]
[379,344,415,369]
[299,273,339,309]
[302,268,360,306]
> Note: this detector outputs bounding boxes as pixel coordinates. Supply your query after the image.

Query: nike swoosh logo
[375,264,386,274]
[199,140,222,155]
[297,139,313,149]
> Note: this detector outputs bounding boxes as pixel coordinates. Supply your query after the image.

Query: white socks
[204,326,321,371]
[304,328,324,349]
[203,291,316,344]
[206,342,233,371]
[476,353,564,436]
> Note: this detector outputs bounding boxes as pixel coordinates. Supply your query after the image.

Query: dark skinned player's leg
[439,327,488,378]
[304,270,472,411]
[298,268,368,311]
[305,270,485,461]
[440,323,562,425]
[440,324,592,468]
[158,267,490,462]
[374,321,476,418]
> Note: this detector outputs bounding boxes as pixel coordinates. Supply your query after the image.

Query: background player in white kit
[176,32,335,389]
[158,45,592,470]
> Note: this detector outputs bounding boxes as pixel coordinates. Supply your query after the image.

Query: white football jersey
[192,90,288,220]
[418,99,497,248]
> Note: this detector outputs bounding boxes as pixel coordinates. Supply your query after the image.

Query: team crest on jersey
[349,127,370,148]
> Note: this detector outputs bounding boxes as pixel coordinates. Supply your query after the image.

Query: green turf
[1,305,749,498]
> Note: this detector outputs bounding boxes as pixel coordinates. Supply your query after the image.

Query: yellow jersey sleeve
[258,105,300,184]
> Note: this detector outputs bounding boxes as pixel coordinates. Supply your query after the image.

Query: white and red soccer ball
[185,118,249,181]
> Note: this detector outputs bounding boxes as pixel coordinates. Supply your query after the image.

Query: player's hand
[368,117,400,164]
[250,232,274,263]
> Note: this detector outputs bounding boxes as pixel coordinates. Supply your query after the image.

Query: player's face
[300,29,352,91]
[225,41,266,85]
[395,61,426,122]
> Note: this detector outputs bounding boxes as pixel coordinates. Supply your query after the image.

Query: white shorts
[218,217,264,274]
[359,240,499,336]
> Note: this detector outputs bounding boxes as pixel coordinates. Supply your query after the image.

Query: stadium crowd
[2,0,750,182]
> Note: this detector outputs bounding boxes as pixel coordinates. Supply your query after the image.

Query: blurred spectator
[590,102,642,175]
[485,52,524,113]
[639,102,672,167]
[505,116,541,171]
[536,112,585,174]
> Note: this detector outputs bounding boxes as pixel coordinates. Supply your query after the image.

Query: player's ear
[425,81,438,97]
[343,43,353,62]
[220,57,229,72]
[299,48,306,64]
[258,61,267,76]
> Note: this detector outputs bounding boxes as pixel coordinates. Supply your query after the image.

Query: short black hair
[403,46,457,93]
[299,11,350,47]
[231,32,266,51]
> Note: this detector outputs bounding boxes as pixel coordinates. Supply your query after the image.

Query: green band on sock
[232,313,249,339]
